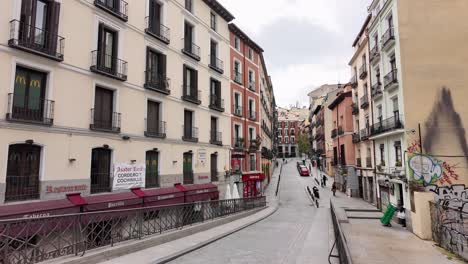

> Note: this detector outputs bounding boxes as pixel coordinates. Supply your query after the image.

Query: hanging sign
[113,163,146,191]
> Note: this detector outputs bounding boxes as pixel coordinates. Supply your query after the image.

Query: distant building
[277,106,308,158]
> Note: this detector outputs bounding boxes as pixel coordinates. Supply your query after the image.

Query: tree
[297,133,310,157]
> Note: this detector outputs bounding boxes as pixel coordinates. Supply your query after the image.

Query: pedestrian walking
[397,206,406,227]
[332,182,337,196]
[322,175,328,187]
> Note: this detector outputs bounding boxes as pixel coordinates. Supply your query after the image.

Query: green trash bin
[380,204,396,227]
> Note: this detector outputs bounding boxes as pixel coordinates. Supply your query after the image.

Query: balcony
[360,94,369,109]
[350,75,358,88]
[248,81,256,91]
[145,120,166,138]
[338,126,344,135]
[360,127,370,141]
[233,71,242,85]
[352,103,359,115]
[331,129,338,139]
[352,132,360,143]
[384,69,398,91]
[6,93,54,126]
[249,139,260,152]
[371,82,383,100]
[94,0,128,21]
[209,95,224,112]
[181,39,200,61]
[356,158,362,168]
[145,17,170,44]
[209,56,224,74]
[366,157,372,168]
[233,138,245,150]
[370,114,404,136]
[359,63,368,80]
[233,105,243,117]
[181,88,201,105]
[8,20,64,61]
[90,109,121,133]
[182,126,199,142]
[90,50,128,81]
[144,71,170,95]
[248,111,257,121]
[369,45,380,64]
[210,131,222,145]
[382,27,395,51]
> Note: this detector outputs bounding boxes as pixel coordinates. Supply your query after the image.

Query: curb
[154,201,280,264]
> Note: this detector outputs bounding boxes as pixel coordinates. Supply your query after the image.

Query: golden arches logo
[30,80,41,89]
[15,75,26,85]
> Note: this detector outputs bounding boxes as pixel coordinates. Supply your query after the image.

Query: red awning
[67,193,87,206]
[242,172,265,181]
[0,198,80,220]
[182,183,219,203]
[141,186,185,207]
[131,188,146,198]
[82,191,142,212]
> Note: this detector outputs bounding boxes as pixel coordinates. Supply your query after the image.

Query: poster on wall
[113,163,146,191]
[198,149,207,164]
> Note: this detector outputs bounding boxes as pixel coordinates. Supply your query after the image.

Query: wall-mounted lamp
[188,150,193,153]
[153,148,158,152]
[214,151,218,155]
[68,158,77,163]
[172,161,178,164]
[103,144,110,149]
[122,135,131,141]
[130,159,137,164]
[25,139,34,145]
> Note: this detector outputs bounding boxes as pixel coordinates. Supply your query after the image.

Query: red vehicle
[298,165,310,176]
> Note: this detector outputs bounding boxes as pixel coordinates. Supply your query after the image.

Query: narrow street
[170,159,336,264]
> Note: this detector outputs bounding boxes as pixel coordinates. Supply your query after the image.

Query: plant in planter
[396,161,402,167]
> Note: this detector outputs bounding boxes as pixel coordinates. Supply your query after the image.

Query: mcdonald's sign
[15,75,26,85]
[30,79,41,89]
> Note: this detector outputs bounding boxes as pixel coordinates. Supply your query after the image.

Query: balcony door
[97,24,117,73]
[183,65,197,97]
[340,145,346,166]
[12,67,46,122]
[184,110,193,138]
[149,0,162,35]
[90,148,111,194]
[5,144,41,202]
[211,117,217,135]
[210,40,217,65]
[147,48,166,87]
[94,87,114,130]
[210,154,218,182]
[147,101,160,133]
[184,22,193,52]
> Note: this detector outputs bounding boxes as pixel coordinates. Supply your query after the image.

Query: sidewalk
[331,191,457,264]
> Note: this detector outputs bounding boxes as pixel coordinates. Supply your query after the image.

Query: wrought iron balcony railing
[233,71,242,84]
[370,114,403,136]
[90,50,128,81]
[370,44,380,62]
[145,120,167,138]
[181,38,200,61]
[210,131,222,145]
[371,82,383,99]
[209,94,224,112]
[6,93,54,125]
[248,111,257,121]
[352,103,359,115]
[233,138,245,149]
[352,132,360,143]
[182,88,201,105]
[359,63,368,79]
[382,27,395,49]
[90,109,121,133]
[384,69,398,89]
[350,75,358,88]
[182,125,199,142]
[94,0,128,21]
[360,94,369,109]
[360,127,370,141]
[331,128,338,139]
[144,71,170,94]
[145,17,170,44]
[248,81,256,91]
[209,56,224,74]
[8,20,65,61]
[233,105,243,117]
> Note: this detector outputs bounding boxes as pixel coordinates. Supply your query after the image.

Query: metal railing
[370,44,379,62]
[330,201,353,264]
[384,69,398,89]
[209,94,224,111]
[209,56,224,73]
[360,127,370,140]
[0,197,266,264]
[90,109,121,133]
[233,138,245,149]
[371,82,382,99]
[181,38,200,60]
[182,126,199,142]
[145,71,170,94]
[359,63,367,79]
[233,105,243,117]
[182,88,201,104]
[366,157,372,168]
[248,81,256,91]
[350,75,357,88]
[248,111,257,121]
[331,129,338,139]
[233,71,242,84]
[94,0,128,21]
[90,50,128,81]
[356,158,362,167]
[351,103,359,115]
[210,131,222,145]
[382,27,395,47]
[145,120,167,138]
[8,20,64,60]
[145,17,170,43]
[370,114,403,136]
[6,93,54,125]
[4,175,40,202]
[352,132,360,143]
[360,94,369,109]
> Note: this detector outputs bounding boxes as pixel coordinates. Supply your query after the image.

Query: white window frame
[234,36,240,51]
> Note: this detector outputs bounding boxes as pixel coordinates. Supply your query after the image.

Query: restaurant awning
[0,198,80,220]
[139,186,185,207]
[242,172,265,181]
[180,183,219,203]
[78,192,143,212]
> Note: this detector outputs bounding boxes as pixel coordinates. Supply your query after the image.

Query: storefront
[242,172,265,198]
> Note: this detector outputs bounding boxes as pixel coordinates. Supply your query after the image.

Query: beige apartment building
[0,0,234,204]
[349,15,376,205]
[259,54,274,182]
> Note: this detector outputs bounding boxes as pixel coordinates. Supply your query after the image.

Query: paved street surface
[170,159,337,264]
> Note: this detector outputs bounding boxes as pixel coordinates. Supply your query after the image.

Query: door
[340,145,346,165]
[147,101,160,133]
[90,148,111,194]
[210,154,218,182]
[94,87,113,129]
[211,117,217,140]
[210,40,217,65]
[12,67,46,122]
[358,176,363,198]
[183,153,193,184]
[184,110,192,138]
[149,0,161,35]
[5,144,41,202]
[97,24,117,73]
[146,151,159,188]
[147,49,159,83]
[184,22,192,52]
[369,178,374,204]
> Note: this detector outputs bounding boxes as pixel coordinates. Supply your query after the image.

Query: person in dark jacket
[332,182,337,196]
[322,175,328,187]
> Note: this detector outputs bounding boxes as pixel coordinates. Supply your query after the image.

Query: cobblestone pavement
[170,159,337,264]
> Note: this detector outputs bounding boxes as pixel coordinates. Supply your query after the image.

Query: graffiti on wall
[427,184,468,212]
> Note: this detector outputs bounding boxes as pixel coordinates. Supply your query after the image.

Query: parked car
[298,165,310,176]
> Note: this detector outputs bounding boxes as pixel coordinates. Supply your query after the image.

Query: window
[387,14,393,28]
[185,0,193,12]
[234,92,241,116]
[248,99,255,119]
[291,137,295,144]
[210,12,216,31]
[234,36,240,50]
[333,147,338,165]
[340,144,346,165]
[92,87,118,132]
[91,148,112,194]
[146,101,165,138]
[377,105,383,121]
[97,23,118,73]
[380,144,385,166]
[390,54,396,71]
[182,65,198,100]
[210,117,221,144]
[5,144,41,202]
[285,137,289,144]
[392,97,399,113]
[183,152,193,184]
[145,48,167,92]
[234,60,242,84]
[250,154,256,171]
[183,110,196,141]
[210,40,218,62]
[395,141,402,165]
[183,21,197,57]
[234,124,241,141]
[209,78,222,109]
[210,153,218,181]
[248,48,253,60]
[248,70,255,90]
[146,150,159,188]
[249,127,255,141]
[9,67,51,124]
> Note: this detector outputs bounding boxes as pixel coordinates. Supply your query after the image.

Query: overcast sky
[218,0,370,108]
